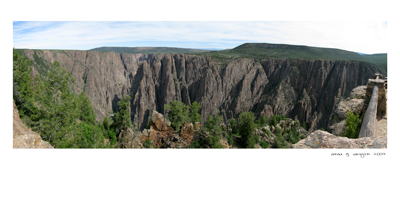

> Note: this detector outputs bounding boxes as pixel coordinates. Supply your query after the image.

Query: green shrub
[227,136,234,146]
[107,129,117,146]
[302,121,307,130]
[103,117,110,131]
[260,141,269,148]
[288,126,301,144]
[230,119,238,134]
[224,132,234,146]
[189,101,201,124]
[295,120,300,127]
[344,111,361,139]
[282,124,288,134]
[269,114,285,126]
[190,135,223,149]
[67,123,108,148]
[143,139,153,148]
[263,130,271,137]
[273,127,288,148]
[246,135,260,148]
[255,114,268,128]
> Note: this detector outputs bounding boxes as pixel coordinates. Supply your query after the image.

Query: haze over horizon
[13,21,387,54]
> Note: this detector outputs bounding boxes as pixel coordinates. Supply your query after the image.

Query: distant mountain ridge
[199,43,387,75]
[90,46,213,54]
[89,43,386,75]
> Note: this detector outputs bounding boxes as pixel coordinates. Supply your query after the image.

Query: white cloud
[13,21,387,54]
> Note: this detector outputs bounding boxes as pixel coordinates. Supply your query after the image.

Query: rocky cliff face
[21,50,381,131]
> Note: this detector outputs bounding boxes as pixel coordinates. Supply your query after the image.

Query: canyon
[17,48,383,132]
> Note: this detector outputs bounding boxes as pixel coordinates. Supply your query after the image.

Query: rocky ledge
[292,130,387,149]
[118,110,202,148]
[13,101,53,149]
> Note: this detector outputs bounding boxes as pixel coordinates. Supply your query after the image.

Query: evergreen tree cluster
[164,100,202,132]
[168,103,304,149]
[269,114,286,126]
[13,50,132,148]
[190,114,224,148]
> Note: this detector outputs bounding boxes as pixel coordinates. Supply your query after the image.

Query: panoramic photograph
[12,21,388,149]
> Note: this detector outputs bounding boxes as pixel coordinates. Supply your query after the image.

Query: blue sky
[13,21,388,54]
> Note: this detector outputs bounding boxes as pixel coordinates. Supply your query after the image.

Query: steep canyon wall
[20,50,380,131]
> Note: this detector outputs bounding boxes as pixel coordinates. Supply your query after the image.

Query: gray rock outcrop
[328,86,366,136]
[293,130,387,149]
[118,127,143,148]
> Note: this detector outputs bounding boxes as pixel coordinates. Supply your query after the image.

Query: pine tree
[230,119,238,135]
[273,127,287,148]
[77,91,96,125]
[191,114,223,148]
[35,61,78,147]
[260,114,268,126]
[112,95,131,133]
[204,114,222,133]
[238,112,257,148]
[103,117,110,131]
[288,126,301,144]
[13,49,38,118]
[256,114,268,128]
[189,101,201,124]
[164,100,189,131]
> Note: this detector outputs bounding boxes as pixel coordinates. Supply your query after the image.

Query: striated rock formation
[13,101,53,149]
[292,130,387,149]
[20,50,382,131]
